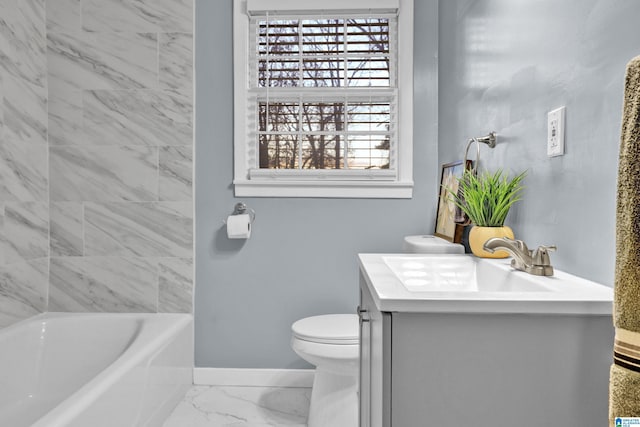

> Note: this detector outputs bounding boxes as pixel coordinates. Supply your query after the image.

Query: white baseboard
[193,368,314,388]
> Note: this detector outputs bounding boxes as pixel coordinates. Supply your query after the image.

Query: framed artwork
[434,160,471,242]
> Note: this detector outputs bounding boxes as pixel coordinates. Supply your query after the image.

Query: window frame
[233,0,413,198]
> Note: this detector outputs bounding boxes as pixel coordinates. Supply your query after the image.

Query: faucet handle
[532,245,556,266]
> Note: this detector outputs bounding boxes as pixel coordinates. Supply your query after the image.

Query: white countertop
[358,253,614,315]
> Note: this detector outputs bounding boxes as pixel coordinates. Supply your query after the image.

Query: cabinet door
[359,277,391,427]
[359,283,371,427]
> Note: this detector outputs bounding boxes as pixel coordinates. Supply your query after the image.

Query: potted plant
[447,169,526,258]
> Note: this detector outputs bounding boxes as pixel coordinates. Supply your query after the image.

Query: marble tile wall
[46,0,194,314]
[0,0,49,328]
[0,0,192,328]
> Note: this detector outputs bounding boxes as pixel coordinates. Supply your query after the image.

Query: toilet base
[307,367,358,427]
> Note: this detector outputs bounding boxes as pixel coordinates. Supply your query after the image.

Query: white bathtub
[0,313,193,427]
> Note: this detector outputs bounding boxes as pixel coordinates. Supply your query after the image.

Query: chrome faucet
[483,237,556,276]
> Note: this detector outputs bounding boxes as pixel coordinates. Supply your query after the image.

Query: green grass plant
[448,169,526,227]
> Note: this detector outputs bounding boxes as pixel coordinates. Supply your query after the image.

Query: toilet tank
[403,235,464,254]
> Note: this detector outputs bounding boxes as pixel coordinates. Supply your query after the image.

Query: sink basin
[382,255,551,293]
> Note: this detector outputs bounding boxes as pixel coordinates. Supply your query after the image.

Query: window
[233,0,413,197]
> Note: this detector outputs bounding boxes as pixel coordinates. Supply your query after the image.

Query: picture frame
[434,160,472,242]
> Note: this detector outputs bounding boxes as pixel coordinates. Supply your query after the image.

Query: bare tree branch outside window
[256,17,393,170]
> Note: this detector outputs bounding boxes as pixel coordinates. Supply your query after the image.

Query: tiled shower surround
[0,0,194,327]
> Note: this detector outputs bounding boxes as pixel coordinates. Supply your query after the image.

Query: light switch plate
[547,106,565,157]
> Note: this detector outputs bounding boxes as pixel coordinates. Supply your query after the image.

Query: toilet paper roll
[226,214,252,239]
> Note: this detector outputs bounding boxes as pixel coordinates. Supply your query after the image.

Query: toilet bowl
[291,314,359,427]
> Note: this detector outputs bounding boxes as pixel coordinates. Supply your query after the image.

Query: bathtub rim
[1,312,194,427]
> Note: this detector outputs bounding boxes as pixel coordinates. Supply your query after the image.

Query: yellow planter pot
[469,226,514,258]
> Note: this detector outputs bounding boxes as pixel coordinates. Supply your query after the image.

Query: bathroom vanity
[357,254,614,427]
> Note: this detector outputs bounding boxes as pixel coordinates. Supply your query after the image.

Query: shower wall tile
[50,145,158,201]
[0,0,48,327]
[49,256,157,312]
[0,299,31,328]
[159,33,193,96]
[159,146,193,201]
[84,202,193,257]
[4,74,47,146]
[47,32,158,92]
[0,258,48,327]
[0,72,4,123]
[82,0,193,33]
[13,0,47,87]
[0,140,48,201]
[0,6,14,69]
[48,92,83,146]
[50,202,83,257]
[158,257,193,313]
[0,205,5,266]
[46,0,81,34]
[37,0,194,317]
[83,90,193,146]
[3,202,48,264]
[0,0,47,87]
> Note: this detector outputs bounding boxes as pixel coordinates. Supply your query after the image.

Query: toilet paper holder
[231,202,256,224]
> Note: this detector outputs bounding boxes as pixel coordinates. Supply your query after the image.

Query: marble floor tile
[163,386,310,427]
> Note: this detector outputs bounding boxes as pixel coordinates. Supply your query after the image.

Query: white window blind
[246,13,398,179]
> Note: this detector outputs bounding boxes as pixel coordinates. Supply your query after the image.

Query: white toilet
[403,234,465,254]
[291,235,463,427]
[291,314,359,427]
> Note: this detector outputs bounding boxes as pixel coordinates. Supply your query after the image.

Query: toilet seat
[292,314,359,345]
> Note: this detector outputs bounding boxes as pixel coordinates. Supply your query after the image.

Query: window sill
[233,179,413,198]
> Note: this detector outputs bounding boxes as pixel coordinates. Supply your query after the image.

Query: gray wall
[438,0,640,285]
[196,0,638,368]
[195,0,439,368]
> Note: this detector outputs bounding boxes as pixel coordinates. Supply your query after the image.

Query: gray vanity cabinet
[358,274,613,427]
